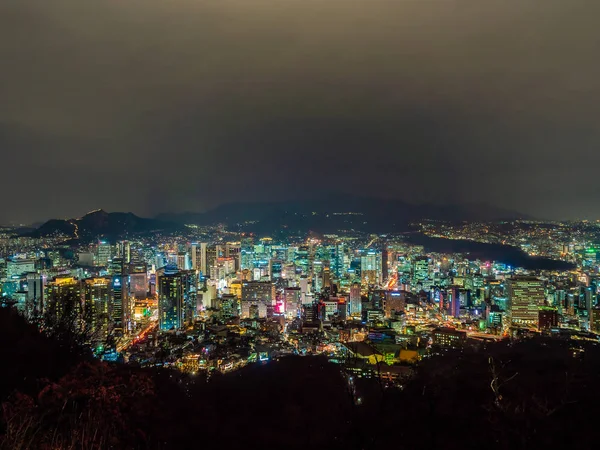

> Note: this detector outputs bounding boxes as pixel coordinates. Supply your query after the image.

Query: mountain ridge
[156,196,529,233]
[27,209,183,242]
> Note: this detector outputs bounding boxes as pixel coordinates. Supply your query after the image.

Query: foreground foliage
[1,306,599,449]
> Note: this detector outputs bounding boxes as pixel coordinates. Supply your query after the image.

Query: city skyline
[2,0,600,223]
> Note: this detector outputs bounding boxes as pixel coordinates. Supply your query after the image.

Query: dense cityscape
[2,212,599,387]
[3,1,600,448]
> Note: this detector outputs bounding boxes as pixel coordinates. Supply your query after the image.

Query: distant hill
[157,196,527,234]
[28,209,184,242]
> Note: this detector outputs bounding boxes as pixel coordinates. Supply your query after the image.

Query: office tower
[360,249,382,285]
[205,245,217,278]
[158,267,184,330]
[382,248,389,282]
[26,272,45,317]
[507,276,545,328]
[322,267,331,289]
[384,291,406,318]
[336,297,348,321]
[117,241,131,264]
[240,281,275,318]
[590,308,600,333]
[284,287,301,319]
[96,242,112,266]
[180,270,198,324]
[349,282,362,317]
[128,269,148,299]
[190,243,198,270]
[7,259,36,279]
[412,257,429,283]
[214,257,236,281]
[270,259,283,280]
[176,252,190,271]
[108,257,124,277]
[83,277,111,342]
[45,276,83,325]
[225,243,241,271]
[110,275,129,336]
[157,268,197,330]
[197,242,206,274]
[448,286,461,318]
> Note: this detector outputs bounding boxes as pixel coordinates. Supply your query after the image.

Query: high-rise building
[213,257,236,280]
[108,257,124,276]
[240,281,275,319]
[190,243,199,271]
[157,268,197,330]
[270,259,283,280]
[448,286,461,318]
[129,271,148,299]
[117,241,131,264]
[7,259,36,279]
[349,282,362,317]
[83,277,111,342]
[26,272,45,317]
[110,275,129,336]
[507,276,545,328]
[197,243,208,276]
[361,250,382,285]
[322,267,331,289]
[96,242,112,267]
[158,268,183,330]
[177,252,190,271]
[205,245,217,278]
[412,257,429,284]
[284,287,301,319]
[45,276,83,325]
[384,291,405,318]
[590,308,600,333]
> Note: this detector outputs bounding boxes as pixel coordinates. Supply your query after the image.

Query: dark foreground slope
[1,307,599,450]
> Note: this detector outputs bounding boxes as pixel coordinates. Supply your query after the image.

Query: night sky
[1,0,599,224]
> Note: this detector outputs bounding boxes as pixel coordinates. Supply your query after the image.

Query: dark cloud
[1,0,599,223]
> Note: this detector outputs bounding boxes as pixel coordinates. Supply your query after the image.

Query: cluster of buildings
[2,220,600,376]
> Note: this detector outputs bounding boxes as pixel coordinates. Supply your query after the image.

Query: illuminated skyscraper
[205,245,217,278]
[157,268,197,330]
[96,242,112,267]
[117,241,131,264]
[83,277,111,342]
[448,286,461,318]
[349,282,362,317]
[507,276,545,328]
[128,268,148,299]
[284,287,301,319]
[158,268,183,330]
[190,243,198,270]
[110,275,129,336]
[176,252,190,271]
[26,272,45,317]
[360,250,382,285]
[45,276,83,326]
[270,259,283,280]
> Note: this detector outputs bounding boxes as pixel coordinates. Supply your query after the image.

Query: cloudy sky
[1,0,599,224]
